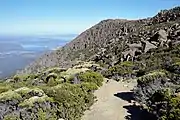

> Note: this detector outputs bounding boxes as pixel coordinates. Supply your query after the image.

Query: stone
[142,41,157,53]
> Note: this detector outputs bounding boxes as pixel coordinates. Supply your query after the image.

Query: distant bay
[0,34,76,78]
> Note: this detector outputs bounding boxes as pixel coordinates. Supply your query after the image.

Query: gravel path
[82,79,137,120]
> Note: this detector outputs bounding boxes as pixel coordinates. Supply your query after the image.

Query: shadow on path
[123,104,156,120]
[114,92,157,120]
[114,92,134,103]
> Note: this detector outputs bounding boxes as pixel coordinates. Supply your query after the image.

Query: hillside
[0,6,179,120]
[21,7,180,74]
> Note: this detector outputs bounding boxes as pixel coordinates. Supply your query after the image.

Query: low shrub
[78,71,103,87]
[0,83,10,94]
[4,114,21,120]
[45,83,96,120]
[147,89,180,120]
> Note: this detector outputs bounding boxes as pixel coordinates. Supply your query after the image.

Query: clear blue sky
[0,0,179,35]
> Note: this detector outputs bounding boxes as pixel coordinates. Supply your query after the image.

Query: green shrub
[19,95,53,108]
[13,74,37,82]
[0,62,104,120]
[0,86,9,94]
[168,96,180,120]
[37,109,57,120]
[150,89,171,103]
[37,109,47,120]
[0,83,10,94]
[10,81,28,89]
[148,89,180,120]
[0,90,22,101]
[120,61,134,67]
[137,71,167,85]
[47,77,58,87]
[45,73,58,83]
[78,71,103,87]
[80,82,98,92]
[45,83,95,120]
[107,61,135,78]
[13,75,20,82]
[4,114,21,120]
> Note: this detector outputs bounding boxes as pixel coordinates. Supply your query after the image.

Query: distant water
[20,38,69,51]
[0,35,76,78]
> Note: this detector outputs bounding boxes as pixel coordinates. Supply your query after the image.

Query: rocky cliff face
[21,7,180,74]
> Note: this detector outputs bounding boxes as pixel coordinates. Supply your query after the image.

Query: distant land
[0,34,77,78]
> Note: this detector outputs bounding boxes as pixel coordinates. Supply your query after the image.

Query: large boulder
[142,40,157,53]
[122,43,143,61]
[149,29,168,47]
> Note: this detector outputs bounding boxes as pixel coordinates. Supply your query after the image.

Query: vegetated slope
[0,62,104,120]
[131,43,180,120]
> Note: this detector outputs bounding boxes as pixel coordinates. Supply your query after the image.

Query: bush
[137,71,167,85]
[78,71,103,87]
[168,96,180,120]
[105,61,135,80]
[136,69,146,77]
[147,89,180,120]
[0,63,104,120]
[37,108,57,120]
[80,82,98,92]
[37,109,46,120]
[0,83,10,94]
[13,74,37,82]
[134,69,180,120]
[120,61,134,67]
[45,83,95,120]
[47,77,58,87]
[45,73,58,83]
[4,114,21,120]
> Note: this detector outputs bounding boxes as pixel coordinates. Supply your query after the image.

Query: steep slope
[21,19,142,73]
[21,7,180,74]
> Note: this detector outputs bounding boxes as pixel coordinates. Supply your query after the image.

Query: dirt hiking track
[82,79,137,120]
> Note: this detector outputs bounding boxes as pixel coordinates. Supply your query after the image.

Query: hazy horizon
[0,34,75,78]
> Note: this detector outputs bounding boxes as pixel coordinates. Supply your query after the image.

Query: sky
[0,0,179,35]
